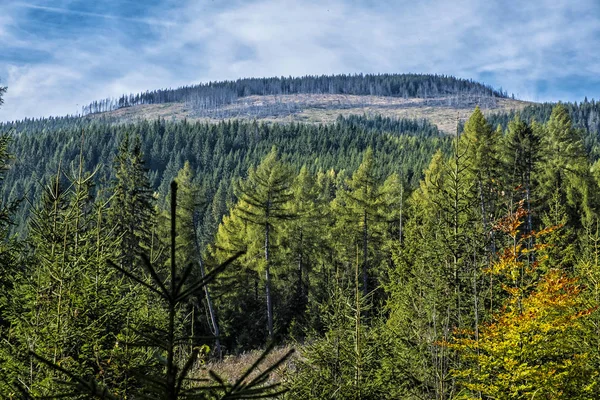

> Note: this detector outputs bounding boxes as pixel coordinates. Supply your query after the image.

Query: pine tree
[232,148,295,339]
[535,104,595,228]
[333,148,388,297]
[502,114,539,233]
[108,134,156,271]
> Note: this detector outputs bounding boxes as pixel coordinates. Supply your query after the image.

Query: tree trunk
[265,221,273,339]
[192,215,222,360]
[362,210,368,297]
[199,259,222,360]
[297,230,303,301]
[399,182,404,246]
[166,182,177,399]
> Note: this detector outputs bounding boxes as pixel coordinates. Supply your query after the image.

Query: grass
[94,94,533,134]
[189,345,296,387]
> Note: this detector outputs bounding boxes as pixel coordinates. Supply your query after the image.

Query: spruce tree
[535,104,595,228]
[4,154,141,396]
[460,106,501,252]
[502,114,539,233]
[18,182,292,399]
[232,148,295,340]
[333,148,388,297]
[280,165,327,336]
[108,134,155,271]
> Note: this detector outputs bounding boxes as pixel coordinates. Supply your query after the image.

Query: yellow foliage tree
[448,202,597,399]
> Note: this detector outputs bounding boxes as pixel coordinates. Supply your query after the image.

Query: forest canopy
[2,79,600,398]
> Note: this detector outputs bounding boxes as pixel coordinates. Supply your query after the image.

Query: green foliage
[108,133,156,270]
[3,159,140,396]
[3,102,600,399]
[0,115,447,242]
[284,262,390,399]
[213,148,296,341]
[449,205,597,399]
[534,104,596,227]
[81,73,506,114]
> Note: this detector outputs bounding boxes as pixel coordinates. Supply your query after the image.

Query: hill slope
[98,93,530,134]
[81,73,529,133]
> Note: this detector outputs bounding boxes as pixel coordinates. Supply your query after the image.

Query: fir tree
[108,134,156,270]
[232,148,295,339]
[502,114,539,233]
[334,148,388,297]
[535,104,595,228]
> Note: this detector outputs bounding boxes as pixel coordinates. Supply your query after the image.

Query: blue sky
[1,0,600,122]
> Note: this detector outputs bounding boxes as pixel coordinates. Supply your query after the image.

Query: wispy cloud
[13,2,175,27]
[1,0,600,122]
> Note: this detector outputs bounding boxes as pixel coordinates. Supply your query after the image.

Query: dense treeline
[80,73,507,115]
[0,115,447,239]
[487,98,600,157]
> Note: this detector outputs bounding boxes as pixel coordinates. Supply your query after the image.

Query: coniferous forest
[4,75,600,399]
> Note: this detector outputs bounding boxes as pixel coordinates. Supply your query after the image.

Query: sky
[1,0,600,122]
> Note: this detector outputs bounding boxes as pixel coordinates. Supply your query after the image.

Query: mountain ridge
[68,72,530,134]
[81,73,509,115]
[90,93,530,134]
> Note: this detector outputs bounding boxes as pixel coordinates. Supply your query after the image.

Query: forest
[3,76,600,399]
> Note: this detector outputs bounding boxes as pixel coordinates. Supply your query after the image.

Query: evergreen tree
[449,204,597,399]
[502,114,539,233]
[284,254,388,399]
[535,104,595,228]
[460,106,501,252]
[4,156,141,396]
[108,134,156,270]
[280,165,327,336]
[333,148,388,297]
[233,148,295,339]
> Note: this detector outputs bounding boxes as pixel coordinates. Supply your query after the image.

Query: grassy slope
[96,94,532,134]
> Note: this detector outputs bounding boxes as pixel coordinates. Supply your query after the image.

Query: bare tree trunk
[265,220,273,339]
[198,258,222,360]
[194,227,223,360]
[192,202,222,359]
[362,211,368,297]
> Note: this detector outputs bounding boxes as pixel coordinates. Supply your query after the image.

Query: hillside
[82,73,508,113]
[97,93,530,134]
[78,73,529,134]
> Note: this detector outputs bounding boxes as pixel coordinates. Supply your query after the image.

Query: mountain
[81,73,530,134]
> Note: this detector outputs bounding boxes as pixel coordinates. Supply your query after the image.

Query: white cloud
[2,0,600,121]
